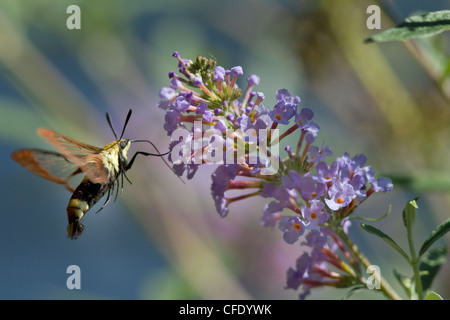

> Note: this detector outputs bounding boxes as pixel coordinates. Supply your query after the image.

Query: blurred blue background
[1,0,450,299]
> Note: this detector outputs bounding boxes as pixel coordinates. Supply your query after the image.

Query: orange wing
[12,149,81,192]
[37,128,110,184]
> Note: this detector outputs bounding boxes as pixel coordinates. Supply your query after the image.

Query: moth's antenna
[119,109,133,139]
[106,112,118,140]
[106,109,132,140]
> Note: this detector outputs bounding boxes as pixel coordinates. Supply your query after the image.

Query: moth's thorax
[101,139,131,178]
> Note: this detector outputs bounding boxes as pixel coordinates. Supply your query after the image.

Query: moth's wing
[11,149,81,192]
[37,128,110,184]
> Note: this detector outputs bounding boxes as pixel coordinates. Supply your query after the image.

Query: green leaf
[360,223,410,262]
[419,246,448,292]
[402,197,419,229]
[340,285,367,300]
[418,218,450,257]
[393,268,413,298]
[365,10,450,43]
[425,291,444,300]
[348,205,391,222]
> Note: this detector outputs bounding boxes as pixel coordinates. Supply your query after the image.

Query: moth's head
[118,139,131,160]
[106,109,132,162]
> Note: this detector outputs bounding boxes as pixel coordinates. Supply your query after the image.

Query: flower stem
[334,226,402,300]
[406,221,423,300]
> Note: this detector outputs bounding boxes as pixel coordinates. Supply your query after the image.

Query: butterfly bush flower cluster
[158,52,393,299]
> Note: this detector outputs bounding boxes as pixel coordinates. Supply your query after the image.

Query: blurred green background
[1,0,450,299]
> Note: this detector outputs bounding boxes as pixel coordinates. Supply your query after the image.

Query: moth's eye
[119,140,128,149]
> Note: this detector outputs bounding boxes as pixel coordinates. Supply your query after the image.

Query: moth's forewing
[37,128,110,184]
[11,149,80,192]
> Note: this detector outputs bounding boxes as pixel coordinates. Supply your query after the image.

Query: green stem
[406,222,423,300]
[334,227,402,300]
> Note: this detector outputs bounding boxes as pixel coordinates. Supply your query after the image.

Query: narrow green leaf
[348,204,391,222]
[340,285,366,300]
[393,268,412,299]
[360,223,410,262]
[418,218,450,257]
[419,246,448,292]
[424,291,444,300]
[365,10,450,43]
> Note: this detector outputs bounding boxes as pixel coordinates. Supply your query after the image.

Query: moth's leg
[96,184,113,214]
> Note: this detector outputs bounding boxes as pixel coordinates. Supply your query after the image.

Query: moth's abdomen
[67,218,85,240]
[67,177,109,239]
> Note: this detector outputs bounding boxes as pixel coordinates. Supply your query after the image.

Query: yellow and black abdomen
[67,177,110,239]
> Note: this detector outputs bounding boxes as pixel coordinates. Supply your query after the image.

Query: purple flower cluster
[159,52,279,180]
[158,52,393,299]
[286,226,358,299]
[262,152,393,242]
